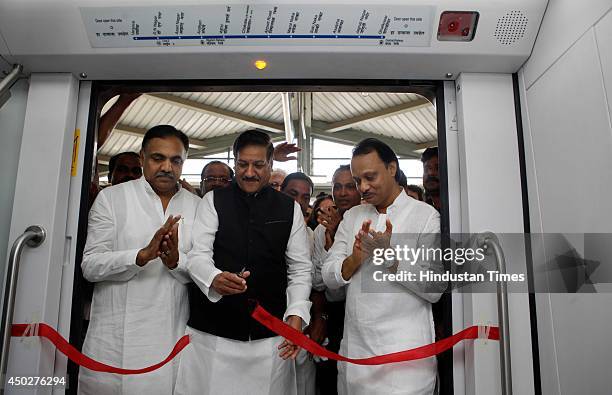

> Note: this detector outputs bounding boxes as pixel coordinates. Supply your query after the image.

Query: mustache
[155,171,175,180]
[241,176,260,182]
[425,176,439,183]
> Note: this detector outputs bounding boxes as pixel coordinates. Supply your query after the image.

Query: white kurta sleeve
[311,225,328,292]
[394,210,445,303]
[313,225,347,302]
[168,192,200,284]
[321,210,355,290]
[187,192,223,302]
[82,191,144,282]
[168,250,192,284]
[283,202,313,325]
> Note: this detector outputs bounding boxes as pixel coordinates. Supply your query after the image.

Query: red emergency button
[437,11,479,42]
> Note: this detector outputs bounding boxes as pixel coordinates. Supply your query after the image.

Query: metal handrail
[477,232,512,395]
[0,64,23,95]
[0,225,46,383]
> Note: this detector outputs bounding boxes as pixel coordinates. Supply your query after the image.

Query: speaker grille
[494,10,528,45]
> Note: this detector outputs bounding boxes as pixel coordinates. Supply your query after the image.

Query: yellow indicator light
[254,60,268,70]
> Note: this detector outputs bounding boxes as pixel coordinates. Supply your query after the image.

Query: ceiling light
[254,60,267,70]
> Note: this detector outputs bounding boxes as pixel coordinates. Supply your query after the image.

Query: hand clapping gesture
[357,218,393,258]
[136,215,181,268]
[342,218,393,281]
[317,205,341,250]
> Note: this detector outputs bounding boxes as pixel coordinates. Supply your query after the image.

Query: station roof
[98,91,437,166]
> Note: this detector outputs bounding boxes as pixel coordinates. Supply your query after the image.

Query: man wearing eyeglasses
[176,130,312,395]
[199,160,234,196]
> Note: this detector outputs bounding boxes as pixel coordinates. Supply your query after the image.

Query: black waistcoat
[187,182,295,340]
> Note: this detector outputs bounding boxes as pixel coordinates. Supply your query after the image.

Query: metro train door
[451,73,538,395]
[2,75,539,395]
[2,74,92,391]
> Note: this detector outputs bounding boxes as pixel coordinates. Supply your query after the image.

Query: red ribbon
[251,305,499,365]
[11,305,498,373]
[11,323,190,374]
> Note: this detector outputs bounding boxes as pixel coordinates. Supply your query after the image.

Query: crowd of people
[80,96,444,395]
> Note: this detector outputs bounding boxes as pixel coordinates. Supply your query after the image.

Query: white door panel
[5,73,79,394]
[455,73,535,395]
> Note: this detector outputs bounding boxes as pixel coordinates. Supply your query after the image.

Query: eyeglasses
[203,177,232,183]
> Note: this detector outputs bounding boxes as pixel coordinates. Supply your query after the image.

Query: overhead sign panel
[80,4,434,48]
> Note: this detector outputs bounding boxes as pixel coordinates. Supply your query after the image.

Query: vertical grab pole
[479,232,512,395]
[0,225,46,388]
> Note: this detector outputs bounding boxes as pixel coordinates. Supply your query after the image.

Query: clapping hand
[136,215,181,267]
[317,205,341,250]
[159,221,180,269]
[358,218,393,257]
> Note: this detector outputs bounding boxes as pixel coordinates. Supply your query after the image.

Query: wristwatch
[319,313,329,321]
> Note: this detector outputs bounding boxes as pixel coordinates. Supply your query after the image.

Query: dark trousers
[315,300,345,395]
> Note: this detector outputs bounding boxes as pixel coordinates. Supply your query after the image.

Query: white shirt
[321,191,442,395]
[186,189,313,325]
[79,177,200,395]
[312,224,346,302]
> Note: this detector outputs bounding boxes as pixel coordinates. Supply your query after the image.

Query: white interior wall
[519,1,612,394]
[0,78,28,312]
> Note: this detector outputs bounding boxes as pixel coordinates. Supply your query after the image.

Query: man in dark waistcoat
[174,130,312,395]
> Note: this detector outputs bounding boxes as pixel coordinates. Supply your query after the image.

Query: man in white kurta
[280,172,317,395]
[322,138,444,395]
[79,126,200,394]
[175,130,312,395]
